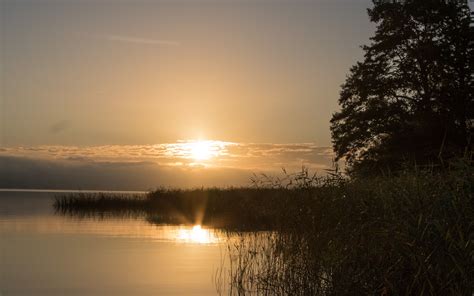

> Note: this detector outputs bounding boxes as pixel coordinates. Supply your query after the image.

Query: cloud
[0,143,337,190]
[107,35,180,46]
[0,142,334,171]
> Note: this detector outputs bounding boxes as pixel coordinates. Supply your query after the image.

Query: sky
[0,0,375,189]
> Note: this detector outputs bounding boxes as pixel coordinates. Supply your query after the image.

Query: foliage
[219,164,474,295]
[330,0,473,175]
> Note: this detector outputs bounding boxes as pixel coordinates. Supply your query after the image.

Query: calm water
[0,191,224,296]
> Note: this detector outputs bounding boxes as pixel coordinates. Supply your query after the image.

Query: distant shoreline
[0,188,148,194]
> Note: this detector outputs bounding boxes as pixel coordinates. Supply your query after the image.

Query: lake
[0,191,225,296]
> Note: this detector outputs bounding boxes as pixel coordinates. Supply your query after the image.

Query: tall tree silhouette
[331,0,473,175]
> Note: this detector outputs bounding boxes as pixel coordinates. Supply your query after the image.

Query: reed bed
[218,168,473,295]
[55,188,299,230]
[54,166,473,295]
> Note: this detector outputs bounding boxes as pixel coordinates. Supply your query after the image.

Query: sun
[174,139,234,163]
[189,141,213,161]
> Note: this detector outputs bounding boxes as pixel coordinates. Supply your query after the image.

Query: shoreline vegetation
[54,164,473,295]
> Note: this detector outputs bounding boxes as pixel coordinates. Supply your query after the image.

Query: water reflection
[1,215,221,244]
[1,191,282,295]
[176,225,220,244]
[1,192,224,295]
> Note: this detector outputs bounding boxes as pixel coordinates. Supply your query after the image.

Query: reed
[218,166,473,295]
[54,164,473,295]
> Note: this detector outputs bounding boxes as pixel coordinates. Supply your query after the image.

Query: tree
[330,0,473,175]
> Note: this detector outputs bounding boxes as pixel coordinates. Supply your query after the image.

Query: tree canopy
[330,0,473,175]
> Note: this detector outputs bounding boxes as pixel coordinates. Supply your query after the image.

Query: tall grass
[54,165,473,295]
[218,166,473,295]
[55,187,302,230]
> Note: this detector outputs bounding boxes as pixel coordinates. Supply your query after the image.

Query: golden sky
[1,0,373,146]
[0,0,373,188]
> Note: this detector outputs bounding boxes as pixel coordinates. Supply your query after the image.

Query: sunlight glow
[190,141,213,160]
[176,225,218,244]
[170,140,233,162]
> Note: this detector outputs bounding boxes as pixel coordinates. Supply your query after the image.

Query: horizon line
[0,188,148,194]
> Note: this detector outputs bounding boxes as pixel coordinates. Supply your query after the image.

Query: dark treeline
[330,0,473,176]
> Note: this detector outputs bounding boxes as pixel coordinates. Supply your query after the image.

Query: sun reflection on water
[1,216,222,244]
[176,225,219,244]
